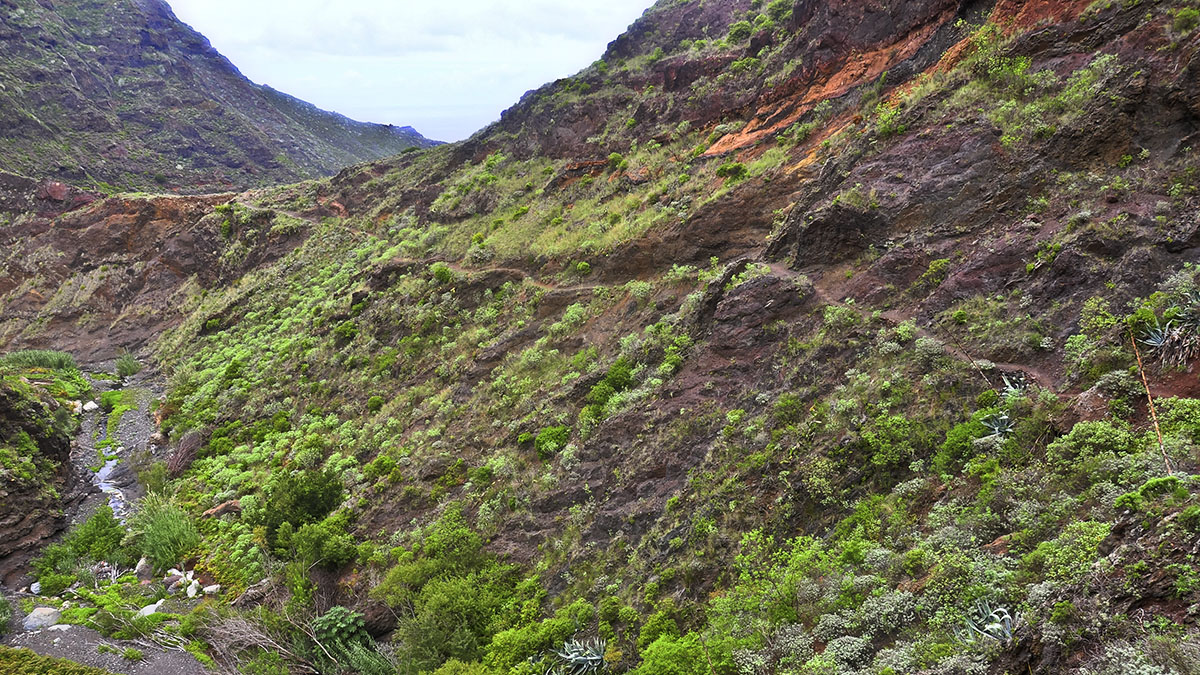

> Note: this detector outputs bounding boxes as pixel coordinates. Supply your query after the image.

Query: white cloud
[166,0,653,140]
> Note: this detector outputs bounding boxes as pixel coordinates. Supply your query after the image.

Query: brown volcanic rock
[0,382,78,588]
[0,191,307,360]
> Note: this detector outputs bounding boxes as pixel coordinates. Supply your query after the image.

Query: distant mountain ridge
[0,0,437,192]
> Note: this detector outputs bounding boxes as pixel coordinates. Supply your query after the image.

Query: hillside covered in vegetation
[3,0,1200,673]
[0,0,436,194]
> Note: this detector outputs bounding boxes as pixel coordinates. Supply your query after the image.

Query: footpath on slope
[1,366,207,675]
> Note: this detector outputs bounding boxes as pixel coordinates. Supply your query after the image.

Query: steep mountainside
[0,0,436,193]
[4,0,1200,674]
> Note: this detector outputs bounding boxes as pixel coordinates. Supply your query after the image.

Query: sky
[166,1,655,142]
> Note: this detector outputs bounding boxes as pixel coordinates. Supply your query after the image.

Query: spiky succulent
[981,412,1014,437]
[543,638,607,675]
[955,600,1020,646]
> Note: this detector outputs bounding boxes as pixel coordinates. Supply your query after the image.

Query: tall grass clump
[128,495,200,571]
[0,350,77,370]
[115,352,143,378]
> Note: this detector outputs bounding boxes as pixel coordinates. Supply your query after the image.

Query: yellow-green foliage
[0,646,119,674]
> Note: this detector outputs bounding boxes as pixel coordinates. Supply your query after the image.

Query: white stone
[186,580,200,598]
[23,607,61,630]
[48,624,71,632]
[30,581,41,595]
[83,401,99,412]
[203,584,220,595]
[137,600,164,617]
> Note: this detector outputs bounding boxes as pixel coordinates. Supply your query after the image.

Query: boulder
[23,607,61,630]
[203,584,221,595]
[202,500,242,518]
[83,401,99,412]
[135,557,153,581]
[137,600,163,617]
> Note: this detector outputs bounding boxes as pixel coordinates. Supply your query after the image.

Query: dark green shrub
[256,468,344,543]
[715,162,748,183]
[312,606,371,654]
[33,506,128,583]
[291,518,357,568]
[430,262,455,284]
[333,320,359,341]
[367,395,385,413]
[534,426,570,459]
[727,20,753,42]
[1174,8,1200,33]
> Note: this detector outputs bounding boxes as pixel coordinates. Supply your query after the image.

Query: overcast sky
[166,1,654,142]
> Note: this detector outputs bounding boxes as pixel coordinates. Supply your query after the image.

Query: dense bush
[254,468,344,543]
[33,506,129,585]
[373,507,522,673]
[727,20,753,42]
[534,425,570,459]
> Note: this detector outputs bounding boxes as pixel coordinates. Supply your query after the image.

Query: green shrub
[33,506,128,582]
[1114,476,1183,512]
[727,20,753,42]
[255,468,344,543]
[534,426,570,459]
[431,262,455,284]
[1044,420,1138,471]
[631,634,709,675]
[1022,520,1110,582]
[291,518,357,567]
[312,606,371,654]
[128,496,200,572]
[115,352,142,378]
[715,162,748,183]
[333,320,359,341]
[367,395,385,413]
[1174,8,1200,33]
[0,596,9,636]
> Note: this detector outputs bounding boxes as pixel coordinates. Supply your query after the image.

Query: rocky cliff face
[4,0,1200,673]
[0,380,76,587]
[0,0,436,193]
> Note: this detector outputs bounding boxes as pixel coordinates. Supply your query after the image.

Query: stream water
[92,458,129,520]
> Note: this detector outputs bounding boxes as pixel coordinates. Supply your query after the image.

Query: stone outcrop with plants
[3,0,1200,673]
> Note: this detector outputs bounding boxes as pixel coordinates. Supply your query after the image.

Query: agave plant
[543,638,607,675]
[981,412,1014,437]
[1000,373,1028,398]
[955,599,1021,647]
[1139,321,1173,351]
